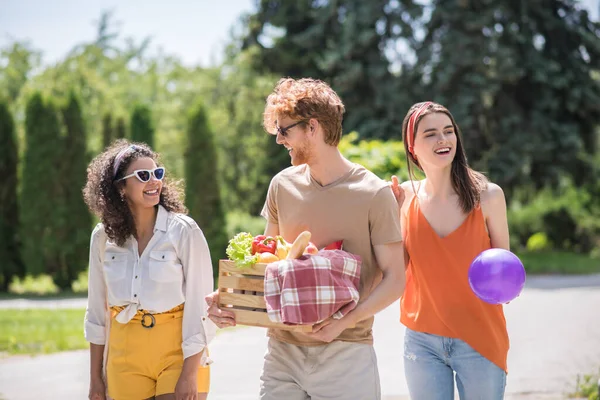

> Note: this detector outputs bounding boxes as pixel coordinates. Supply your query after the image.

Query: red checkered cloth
[264,250,361,325]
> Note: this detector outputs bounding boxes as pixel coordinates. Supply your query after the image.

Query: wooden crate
[218,259,312,332]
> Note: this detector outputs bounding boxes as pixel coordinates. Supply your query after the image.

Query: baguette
[286,231,312,259]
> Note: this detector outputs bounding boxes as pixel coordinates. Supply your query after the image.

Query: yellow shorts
[107,304,210,400]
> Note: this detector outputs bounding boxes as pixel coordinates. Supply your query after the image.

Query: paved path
[0,297,87,310]
[0,274,599,399]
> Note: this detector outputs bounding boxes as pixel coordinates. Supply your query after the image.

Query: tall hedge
[61,92,92,287]
[184,102,228,281]
[130,104,154,148]
[20,93,65,279]
[101,113,113,149]
[115,116,126,139]
[0,101,24,290]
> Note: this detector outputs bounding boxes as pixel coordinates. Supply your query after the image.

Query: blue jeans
[404,328,506,400]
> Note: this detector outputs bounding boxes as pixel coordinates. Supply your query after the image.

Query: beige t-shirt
[261,163,402,346]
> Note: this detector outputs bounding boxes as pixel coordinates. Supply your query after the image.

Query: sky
[0,0,256,67]
[1,0,598,68]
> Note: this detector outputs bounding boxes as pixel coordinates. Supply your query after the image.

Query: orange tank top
[401,195,509,372]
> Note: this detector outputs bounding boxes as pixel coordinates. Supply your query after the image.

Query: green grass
[0,308,88,355]
[569,369,599,399]
[0,307,244,356]
[517,251,600,275]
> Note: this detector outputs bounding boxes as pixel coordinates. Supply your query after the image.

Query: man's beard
[291,139,312,166]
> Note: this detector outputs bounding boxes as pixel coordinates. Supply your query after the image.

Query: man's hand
[305,315,354,343]
[390,175,405,213]
[205,291,236,328]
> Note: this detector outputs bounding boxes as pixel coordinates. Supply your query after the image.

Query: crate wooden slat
[218,259,312,332]
[219,260,266,276]
[218,275,264,292]
[220,292,266,309]
[233,309,310,330]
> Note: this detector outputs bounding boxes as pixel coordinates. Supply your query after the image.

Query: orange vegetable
[257,252,280,263]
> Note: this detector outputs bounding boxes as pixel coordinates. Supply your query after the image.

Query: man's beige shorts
[260,338,381,400]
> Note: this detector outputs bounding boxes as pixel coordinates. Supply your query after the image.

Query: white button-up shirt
[84,205,216,360]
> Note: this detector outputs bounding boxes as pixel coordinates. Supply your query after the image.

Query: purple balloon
[468,249,526,304]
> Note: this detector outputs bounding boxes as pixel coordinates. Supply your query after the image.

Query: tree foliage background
[0,2,599,289]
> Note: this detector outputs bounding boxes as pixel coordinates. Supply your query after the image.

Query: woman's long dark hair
[402,102,487,213]
[83,139,187,246]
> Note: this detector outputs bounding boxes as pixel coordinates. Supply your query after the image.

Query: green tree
[410,0,600,192]
[241,0,420,139]
[101,113,113,149]
[130,104,154,148]
[339,132,410,181]
[262,134,292,197]
[115,117,126,139]
[184,102,228,281]
[0,101,24,290]
[0,41,41,103]
[11,11,154,155]
[20,93,65,280]
[208,50,284,215]
[61,92,92,286]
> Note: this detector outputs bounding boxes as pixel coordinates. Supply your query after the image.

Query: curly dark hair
[83,139,187,247]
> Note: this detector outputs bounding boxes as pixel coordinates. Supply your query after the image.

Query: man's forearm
[346,269,406,325]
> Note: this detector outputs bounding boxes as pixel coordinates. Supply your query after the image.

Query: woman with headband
[390,102,510,399]
[83,140,215,400]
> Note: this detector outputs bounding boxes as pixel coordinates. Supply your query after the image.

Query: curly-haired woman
[83,140,215,400]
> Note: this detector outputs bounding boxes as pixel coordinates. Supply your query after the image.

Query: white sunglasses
[116,167,165,183]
